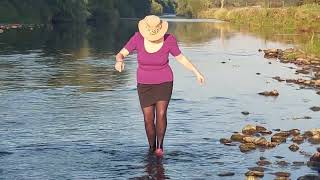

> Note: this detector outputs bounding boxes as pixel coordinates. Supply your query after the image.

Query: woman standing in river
[115,15,205,156]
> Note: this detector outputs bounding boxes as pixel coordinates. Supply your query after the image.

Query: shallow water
[0,18,320,180]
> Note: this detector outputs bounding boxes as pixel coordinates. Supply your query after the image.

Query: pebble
[217,172,235,176]
[297,174,320,180]
[289,143,300,152]
[245,170,264,177]
[241,111,250,115]
[310,106,320,112]
[258,90,279,96]
[256,160,272,166]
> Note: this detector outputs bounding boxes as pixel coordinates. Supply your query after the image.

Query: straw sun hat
[138,15,168,42]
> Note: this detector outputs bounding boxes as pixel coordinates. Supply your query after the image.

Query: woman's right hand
[115,61,125,72]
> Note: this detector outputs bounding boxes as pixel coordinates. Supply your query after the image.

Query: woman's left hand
[196,73,205,85]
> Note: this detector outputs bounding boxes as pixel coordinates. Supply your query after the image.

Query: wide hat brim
[138,19,168,41]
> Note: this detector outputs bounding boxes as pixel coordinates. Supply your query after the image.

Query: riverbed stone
[273,76,285,82]
[239,143,256,152]
[308,134,320,144]
[289,143,300,152]
[220,138,232,144]
[241,111,250,115]
[248,166,265,172]
[242,125,257,135]
[217,172,235,176]
[231,133,246,142]
[245,170,264,177]
[0,29,3,33]
[292,135,305,144]
[307,150,320,170]
[256,160,272,166]
[260,130,273,135]
[292,161,305,166]
[276,160,290,166]
[310,106,320,112]
[254,137,268,146]
[271,135,286,143]
[317,91,320,95]
[258,90,279,96]
[289,129,301,136]
[273,172,290,177]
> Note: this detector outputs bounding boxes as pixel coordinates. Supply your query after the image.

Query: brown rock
[242,125,257,135]
[217,172,235,176]
[289,129,301,136]
[307,151,320,170]
[289,143,300,152]
[243,137,256,143]
[256,160,272,166]
[273,76,285,82]
[271,135,286,143]
[308,134,320,144]
[258,90,279,96]
[310,106,320,112]
[254,137,268,146]
[245,170,264,177]
[316,91,320,95]
[273,172,290,177]
[259,130,273,135]
[256,125,267,132]
[276,160,290,166]
[292,135,305,144]
[231,133,246,142]
[239,143,256,153]
[274,131,291,138]
[292,161,305,166]
[220,138,232,144]
[248,166,265,172]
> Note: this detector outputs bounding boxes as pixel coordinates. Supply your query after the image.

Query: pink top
[124,32,182,84]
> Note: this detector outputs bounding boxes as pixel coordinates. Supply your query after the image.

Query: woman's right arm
[114,48,129,72]
[115,33,138,72]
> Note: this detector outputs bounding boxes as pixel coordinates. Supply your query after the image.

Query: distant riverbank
[195,4,320,57]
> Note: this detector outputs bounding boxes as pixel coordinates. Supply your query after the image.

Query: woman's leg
[155,100,170,150]
[142,104,156,151]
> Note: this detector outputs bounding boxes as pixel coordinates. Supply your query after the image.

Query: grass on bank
[197,4,320,57]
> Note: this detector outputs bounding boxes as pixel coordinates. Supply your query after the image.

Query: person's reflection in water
[144,151,167,180]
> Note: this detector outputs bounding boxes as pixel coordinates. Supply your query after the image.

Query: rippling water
[1,17,320,179]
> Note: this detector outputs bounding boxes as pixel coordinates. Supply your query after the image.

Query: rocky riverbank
[0,24,42,33]
[220,125,320,179]
[261,48,320,91]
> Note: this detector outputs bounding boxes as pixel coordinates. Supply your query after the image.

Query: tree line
[0,0,151,24]
[175,0,320,17]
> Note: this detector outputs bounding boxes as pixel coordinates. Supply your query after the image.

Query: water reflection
[131,152,167,180]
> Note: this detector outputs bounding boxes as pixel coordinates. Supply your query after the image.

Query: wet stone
[220,138,232,144]
[292,135,305,144]
[217,172,235,177]
[274,156,285,159]
[292,161,305,166]
[271,135,287,143]
[289,129,300,136]
[242,125,257,135]
[317,91,320,95]
[260,156,267,160]
[245,170,264,177]
[258,90,279,96]
[289,143,300,152]
[248,166,265,172]
[308,134,320,144]
[276,160,290,166]
[256,160,272,166]
[310,106,320,112]
[241,111,250,115]
[273,172,290,177]
[231,133,246,142]
[239,143,256,153]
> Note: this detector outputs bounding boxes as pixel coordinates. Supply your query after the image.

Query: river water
[0,17,320,179]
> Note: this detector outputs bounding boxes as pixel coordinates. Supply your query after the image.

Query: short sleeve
[124,32,138,53]
[168,34,182,57]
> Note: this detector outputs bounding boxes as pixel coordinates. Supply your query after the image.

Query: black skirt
[137,81,173,108]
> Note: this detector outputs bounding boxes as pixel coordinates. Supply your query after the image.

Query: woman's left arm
[174,54,205,85]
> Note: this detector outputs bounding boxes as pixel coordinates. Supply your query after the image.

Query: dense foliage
[0,0,152,24]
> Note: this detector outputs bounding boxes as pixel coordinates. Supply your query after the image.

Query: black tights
[142,100,169,151]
